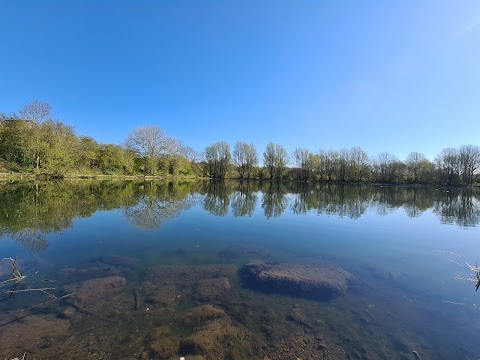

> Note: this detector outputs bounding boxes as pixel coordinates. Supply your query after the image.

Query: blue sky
[1,1,479,161]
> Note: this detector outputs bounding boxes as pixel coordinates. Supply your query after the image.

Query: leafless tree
[19,100,51,124]
[434,148,460,185]
[405,152,427,183]
[126,125,175,174]
[459,145,480,185]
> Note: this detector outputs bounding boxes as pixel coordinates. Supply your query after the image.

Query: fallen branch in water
[0,293,76,327]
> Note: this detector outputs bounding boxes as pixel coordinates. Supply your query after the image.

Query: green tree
[204,141,231,178]
[41,120,77,176]
[18,100,52,170]
[233,141,258,179]
[263,142,289,180]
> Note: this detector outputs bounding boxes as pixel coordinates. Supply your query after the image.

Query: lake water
[1,180,479,359]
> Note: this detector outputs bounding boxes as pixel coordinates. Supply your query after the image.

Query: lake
[1,180,479,359]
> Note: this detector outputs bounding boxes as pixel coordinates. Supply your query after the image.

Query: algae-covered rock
[65,275,126,308]
[194,277,231,302]
[240,261,352,300]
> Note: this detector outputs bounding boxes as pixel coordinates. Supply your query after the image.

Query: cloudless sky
[1,1,479,161]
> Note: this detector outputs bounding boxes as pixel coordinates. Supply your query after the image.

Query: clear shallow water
[1,180,480,359]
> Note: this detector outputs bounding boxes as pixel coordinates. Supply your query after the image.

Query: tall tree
[41,120,78,176]
[233,141,258,179]
[126,125,175,175]
[18,100,52,169]
[435,148,460,185]
[293,147,316,181]
[458,145,480,185]
[263,142,289,179]
[350,146,370,182]
[405,152,427,183]
[204,141,231,178]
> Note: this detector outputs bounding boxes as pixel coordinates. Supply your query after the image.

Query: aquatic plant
[454,262,480,291]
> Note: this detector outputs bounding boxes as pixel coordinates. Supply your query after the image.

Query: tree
[458,145,480,185]
[405,152,427,183]
[435,148,460,185]
[18,100,52,169]
[293,147,317,181]
[263,143,289,180]
[126,126,175,175]
[374,152,402,183]
[19,100,51,123]
[350,146,370,182]
[233,141,258,179]
[41,120,78,176]
[204,141,231,178]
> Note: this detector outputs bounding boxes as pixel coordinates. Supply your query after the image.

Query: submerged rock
[65,275,126,308]
[240,261,352,301]
[194,277,231,302]
[179,305,227,327]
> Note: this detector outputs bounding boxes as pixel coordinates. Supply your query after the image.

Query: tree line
[1,101,479,185]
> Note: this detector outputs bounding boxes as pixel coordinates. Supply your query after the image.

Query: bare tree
[405,152,427,183]
[19,100,51,124]
[126,125,175,174]
[434,148,460,185]
[374,152,402,183]
[182,146,201,164]
[459,145,480,185]
[350,146,370,182]
[233,141,258,179]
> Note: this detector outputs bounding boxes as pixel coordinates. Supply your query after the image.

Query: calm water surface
[1,180,479,359]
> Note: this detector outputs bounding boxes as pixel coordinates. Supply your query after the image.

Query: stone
[240,261,352,301]
[194,277,231,302]
[179,305,227,327]
[65,275,126,308]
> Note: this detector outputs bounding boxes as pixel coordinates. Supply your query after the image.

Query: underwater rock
[0,315,70,356]
[194,277,231,302]
[150,336,180,359]
[179,305,227,327]
[240,261,352,301]
[65,275,126,308]
[180,317,240,358]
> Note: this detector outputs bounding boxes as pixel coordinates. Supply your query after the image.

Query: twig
[3,288,56,293]
[0,293,75,323]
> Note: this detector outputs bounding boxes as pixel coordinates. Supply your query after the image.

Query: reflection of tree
[2,180,480,255]
[123,181,198,229]
[14,229,47,252]
[203,181,230,216]
[0,180,197,249]
[261,182,289,219]
[290,183,370,219]
[433,189,480,227]
[231,189,257,217]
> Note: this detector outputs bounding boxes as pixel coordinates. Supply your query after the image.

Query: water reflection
[123,181,198,229]
[1,181,479,251]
